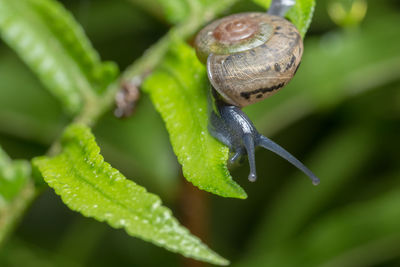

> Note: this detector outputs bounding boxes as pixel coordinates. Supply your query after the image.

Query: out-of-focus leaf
[142,41,247,199]
[240,176,400,267]
[130,0,238,24]
[0,49,66,144]
[155,0,191,24]
[138,0,236,24]
[146,0,314,34]
[327,0,368,28]
[32,124,229,265]
[0,238,80,267]
[128,0,192,24]
[0,146,30,205]
[0,0,118,113]
[253,0,316,36]
[236,126,376,267]
[56,218,108,266]
[0,146,34,245]
[296,181,400,266]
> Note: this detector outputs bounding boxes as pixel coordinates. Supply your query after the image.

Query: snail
[194,0,320,184]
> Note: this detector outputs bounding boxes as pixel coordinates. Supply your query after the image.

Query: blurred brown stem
[179,178,209,267]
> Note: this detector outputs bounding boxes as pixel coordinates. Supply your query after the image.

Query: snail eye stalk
[256,135,320,185]
[243,134,257,182]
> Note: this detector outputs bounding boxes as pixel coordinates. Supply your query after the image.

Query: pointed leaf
[142,41,247,199]
[253,0,316,36]
[0,0,118,113]
[32,124,229,265]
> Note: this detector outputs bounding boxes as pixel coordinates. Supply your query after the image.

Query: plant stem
[88,0,241,126]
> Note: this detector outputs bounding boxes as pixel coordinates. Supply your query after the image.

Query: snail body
[195,12,303,108]
[193,1,320,185]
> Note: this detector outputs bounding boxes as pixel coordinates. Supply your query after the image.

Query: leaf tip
[214,257,230,266]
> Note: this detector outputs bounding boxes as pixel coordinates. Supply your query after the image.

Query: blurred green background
[1,0,400,266]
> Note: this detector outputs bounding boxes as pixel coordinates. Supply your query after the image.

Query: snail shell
[194,12,303,108]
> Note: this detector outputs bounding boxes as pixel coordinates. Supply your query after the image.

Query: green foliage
[156,0,191,23]
[32,124,229,265]
[235,127,376,266]
[0,147,33,245]
[327,0,368,27]
[143,41,247,199]
[2,0,399,266]
[253,0,316,36]
[154,0,233,24]
[0,239,66,267]
[0,50,67,144]
[238,172,400,266]
[157,0,315,36]
[93,96,180,198]
[292,185,400,266]
[0,147,30,206]
[0,0,118,114]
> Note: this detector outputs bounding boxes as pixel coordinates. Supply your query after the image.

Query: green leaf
[132,0,240,24]
[0,146,30,205]
[94,96,180,198]
[155,0,191,24]
[32,124,229,266]
[252,0,316,36]
[0,146,34,245]
[0,48,66,144]
[142,41,247,199]
[0,0,119,113]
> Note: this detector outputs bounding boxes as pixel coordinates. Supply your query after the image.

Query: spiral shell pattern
[195,12,303,108]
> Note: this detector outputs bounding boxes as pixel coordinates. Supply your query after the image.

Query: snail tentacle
[229,149,244,165]
[243,134,257,182]
[256,135,320,185]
